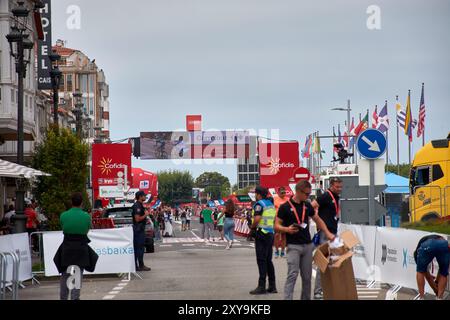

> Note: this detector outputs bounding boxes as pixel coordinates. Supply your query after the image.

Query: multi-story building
[237,136,259,189]
[0,0,45,163]
[52,40,110,143]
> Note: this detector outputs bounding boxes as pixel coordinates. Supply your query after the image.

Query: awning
[384,172,410,194]
[0,159,51,179]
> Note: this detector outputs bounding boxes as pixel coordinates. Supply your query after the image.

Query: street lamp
[6,1,34,233]
[72,90,84,139]
[331,99,353,161]
[49,50,62,129]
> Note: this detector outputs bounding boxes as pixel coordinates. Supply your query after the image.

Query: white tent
[0,159,51,179]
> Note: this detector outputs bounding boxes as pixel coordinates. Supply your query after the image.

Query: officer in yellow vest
[249,186,277,295]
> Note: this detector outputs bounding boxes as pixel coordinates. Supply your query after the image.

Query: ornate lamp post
[6,1,35,233]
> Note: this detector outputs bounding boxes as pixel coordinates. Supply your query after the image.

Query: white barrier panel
[43,227,136,277]
[0,233,32,282]
[339,224,377,281]
[374,227,442,294]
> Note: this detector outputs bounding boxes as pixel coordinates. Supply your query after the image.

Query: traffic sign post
[293,167,311,183]
[356,129,387,225]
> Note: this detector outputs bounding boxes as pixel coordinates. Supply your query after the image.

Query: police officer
[132,191,151,271]
[249,186,277,295]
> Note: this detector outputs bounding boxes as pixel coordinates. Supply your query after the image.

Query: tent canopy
[384,172,409,194]
[0,159,51,179]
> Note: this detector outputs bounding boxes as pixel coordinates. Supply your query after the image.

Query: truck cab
[409,134,450,222]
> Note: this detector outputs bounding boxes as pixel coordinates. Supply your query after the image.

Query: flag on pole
[313,135,322,159]
[338,125,342,146]
[301,135,312,158]
[349,117,356,149]
[417,83,426,138]
[397,103,417,129]
[354,111,369,136]
[343,124,349,149]
[405,90,413,142]
[372,106,379,129]
[377,101,390,133]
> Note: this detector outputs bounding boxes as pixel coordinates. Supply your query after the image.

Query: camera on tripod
[332,143,353,164]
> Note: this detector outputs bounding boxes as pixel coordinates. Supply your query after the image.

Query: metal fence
[0,250,20,300]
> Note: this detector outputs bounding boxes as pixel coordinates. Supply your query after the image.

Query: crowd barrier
[233,218,251,236]
[339,224,450,295]
[42,227,136,277]
[0,250,20,300]
[0,233,32,284]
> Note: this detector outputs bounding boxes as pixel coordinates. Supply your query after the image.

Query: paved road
[11,216,441,300]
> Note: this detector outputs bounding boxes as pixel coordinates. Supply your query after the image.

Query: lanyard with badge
[287,200,307,229]
[327,190,340,220]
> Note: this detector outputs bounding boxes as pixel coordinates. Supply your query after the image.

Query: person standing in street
[25,199,39,252]
[414,234,450,300]
[200,205,215,242]
[216,208,225,241]
[180,209,187,231]
[132,191,151,271]
[275,181,335,300]
[186,208,192,230]
[53,193,98,300]
[249,186,277,295]
[273,187,289,258]
[311,176,343,299]
[219,199,236,250]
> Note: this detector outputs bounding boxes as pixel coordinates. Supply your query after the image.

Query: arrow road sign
[356,129,387,160]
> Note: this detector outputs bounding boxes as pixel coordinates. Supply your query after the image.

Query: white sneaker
[225,243,230,250]
[229,241,233,249]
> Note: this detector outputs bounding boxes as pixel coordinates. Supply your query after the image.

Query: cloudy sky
[52,0,450,184]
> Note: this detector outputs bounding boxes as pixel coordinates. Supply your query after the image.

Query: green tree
[195,172,231,199]
[32,129,91,230]
[386,164,411,178]
[157,170,194,205]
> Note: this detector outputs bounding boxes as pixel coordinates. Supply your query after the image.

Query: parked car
[103,204,155,253]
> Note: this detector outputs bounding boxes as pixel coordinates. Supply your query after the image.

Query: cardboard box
[313,230,360,300]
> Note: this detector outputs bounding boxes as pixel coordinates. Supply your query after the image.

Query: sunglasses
[300,190,311,196]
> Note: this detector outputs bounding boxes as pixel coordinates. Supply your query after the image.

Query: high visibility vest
[252,199,276,234]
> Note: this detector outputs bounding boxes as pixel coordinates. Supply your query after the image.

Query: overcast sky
[52,0,450,184]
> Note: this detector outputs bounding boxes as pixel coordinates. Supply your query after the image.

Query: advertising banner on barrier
[373,227,442,294]
[339,224,377,281]
[43,227,136,277]
[0,233,32,282]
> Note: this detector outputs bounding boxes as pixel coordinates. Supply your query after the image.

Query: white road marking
[109,291,120,295]
[159,244,173,247]
[118,283,128,287]
[182,244,195,247]
[102,295,115,300]
[113,287,124,291]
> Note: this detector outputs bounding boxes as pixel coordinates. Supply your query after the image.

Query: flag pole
[358,113,362,160]
[422,83,425,147]
[408,90,411,165]
[396,95,400,175]
[385,100,389,165]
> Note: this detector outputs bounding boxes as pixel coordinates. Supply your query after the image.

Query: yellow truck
[409,133,450,221]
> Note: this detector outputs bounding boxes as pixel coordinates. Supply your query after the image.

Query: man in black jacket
[54,193,98,300]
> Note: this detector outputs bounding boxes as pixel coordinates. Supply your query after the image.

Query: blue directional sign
[356,129,387,160]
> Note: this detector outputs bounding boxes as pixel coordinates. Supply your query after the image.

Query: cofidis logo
[266,157,295,175]
[98,157,127,175]
[95,246,134,256]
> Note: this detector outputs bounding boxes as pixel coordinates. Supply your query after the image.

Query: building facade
[52,39,110,143]
[237,136,259,189]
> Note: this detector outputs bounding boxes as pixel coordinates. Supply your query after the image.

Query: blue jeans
[224,218,235,242]
[416,239,450,276]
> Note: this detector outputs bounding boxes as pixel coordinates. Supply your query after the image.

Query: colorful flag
[372,106,379,129]
[397,102,417,129]
[405,90,413,142]
[377,101,389,133]
[343,124,349,149]
[313,135,322,159]
[417,83,426,138]
[301,135,312,158]
[348,117,356,149]
[354,112,369,136]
